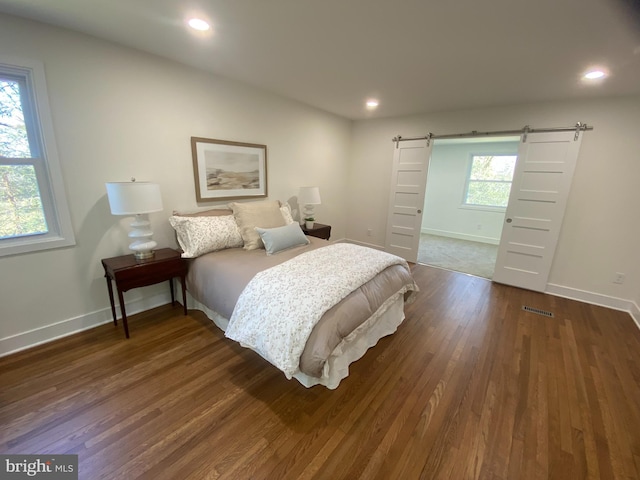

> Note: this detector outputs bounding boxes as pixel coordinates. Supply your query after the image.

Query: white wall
[0,14,352,354]
[347,95,640,310]
[423,140,519,244]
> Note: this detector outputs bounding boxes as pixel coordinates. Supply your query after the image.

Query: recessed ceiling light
[366,99,379,109]
[583,69,607,80]
[188,18,211,31]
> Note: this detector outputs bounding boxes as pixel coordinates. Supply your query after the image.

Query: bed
[170,200,418,389]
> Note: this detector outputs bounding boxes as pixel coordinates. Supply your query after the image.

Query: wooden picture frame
[191,137,268,202]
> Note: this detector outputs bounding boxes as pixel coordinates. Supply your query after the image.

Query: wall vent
[522,305,554,317]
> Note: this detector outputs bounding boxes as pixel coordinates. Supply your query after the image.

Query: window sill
[458,204,506,213]
[0,234,76,258]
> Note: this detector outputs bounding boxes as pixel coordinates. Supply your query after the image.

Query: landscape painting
[191,137,267,202]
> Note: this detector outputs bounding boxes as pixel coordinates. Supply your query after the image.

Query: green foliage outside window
[465,155,516,208]
[0,165,47,238]
[0,78,48,238]
[0,80,30,158]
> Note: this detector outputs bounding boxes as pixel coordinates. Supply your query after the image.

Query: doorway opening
[417,136,520,278]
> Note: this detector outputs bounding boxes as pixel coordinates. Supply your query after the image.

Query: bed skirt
[186,290,406,389]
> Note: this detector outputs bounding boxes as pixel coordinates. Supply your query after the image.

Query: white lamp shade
[106,182,163,215]
[299,186,321,205]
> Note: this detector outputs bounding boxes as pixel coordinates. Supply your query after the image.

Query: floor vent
[522,305,554,317]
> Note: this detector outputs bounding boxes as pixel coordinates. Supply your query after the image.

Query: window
[464,154,517,208]
[0,56,74,256]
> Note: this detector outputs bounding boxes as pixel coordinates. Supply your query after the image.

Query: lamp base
[129,239,158,260]
[134,251,155,261]
[128,214,157,261]
[302,204,315,222]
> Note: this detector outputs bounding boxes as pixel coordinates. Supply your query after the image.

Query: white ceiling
[1,0,639,120]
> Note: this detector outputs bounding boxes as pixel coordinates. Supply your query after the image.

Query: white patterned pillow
[280,202,295,225]
[169,214,243,258]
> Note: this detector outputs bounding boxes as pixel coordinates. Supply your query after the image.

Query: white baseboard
[546,283,638,318]
[342,238,385,250]
[630,301,640,330]
[0,292,171,358]
[330,236,347,244]
[421,228,500,245]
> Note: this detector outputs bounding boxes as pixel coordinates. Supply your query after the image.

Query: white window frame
[0,55,75,257]
[462,153,516,211]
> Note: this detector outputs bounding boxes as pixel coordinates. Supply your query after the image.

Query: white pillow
[255,223,310,255]
[169,214,243,258]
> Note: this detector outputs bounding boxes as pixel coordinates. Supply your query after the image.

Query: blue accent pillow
[255,223,310,255]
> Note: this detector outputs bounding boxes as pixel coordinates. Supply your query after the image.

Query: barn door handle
[506,218,513,223]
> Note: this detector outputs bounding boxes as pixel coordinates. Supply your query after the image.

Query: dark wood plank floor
[2,265,640,479]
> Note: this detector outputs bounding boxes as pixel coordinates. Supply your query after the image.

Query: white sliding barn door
[493,130,583,292]
[385,139,432,263]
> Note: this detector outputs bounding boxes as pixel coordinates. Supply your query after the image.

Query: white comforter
[225,243,411,378]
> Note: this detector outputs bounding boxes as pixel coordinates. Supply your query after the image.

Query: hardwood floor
[2,265,640,479]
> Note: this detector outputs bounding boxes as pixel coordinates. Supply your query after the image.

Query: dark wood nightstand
[301,222,331,240]
[102,248,187,338]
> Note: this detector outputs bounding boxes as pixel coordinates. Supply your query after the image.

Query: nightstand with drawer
[301,223,331,240]
[101,248,187,338]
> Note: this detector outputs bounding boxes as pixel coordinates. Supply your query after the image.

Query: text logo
[1,455,78,479]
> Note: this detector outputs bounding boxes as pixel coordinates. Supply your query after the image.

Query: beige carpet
[417,233,498,279]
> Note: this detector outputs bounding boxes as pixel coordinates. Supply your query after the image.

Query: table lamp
[106,179,163,260]
[299,186,321,227]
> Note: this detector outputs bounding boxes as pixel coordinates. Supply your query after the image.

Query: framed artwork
[191,137,268,202]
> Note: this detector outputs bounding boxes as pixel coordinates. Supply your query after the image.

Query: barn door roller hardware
[393,122,593,145]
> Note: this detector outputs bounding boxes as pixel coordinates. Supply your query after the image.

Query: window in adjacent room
[0,56,75,256]
[463,154,517,208]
